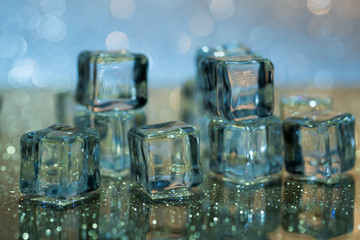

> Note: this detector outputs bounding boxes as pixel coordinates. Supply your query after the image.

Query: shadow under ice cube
[20,124,100,203]
[283,111,355,179]
[76,50,148,112]
[209,115,283,183]
[128,121,203,200]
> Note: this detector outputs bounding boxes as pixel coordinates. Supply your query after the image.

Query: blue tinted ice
[209,115,283,183]
[200,58,274,120]
[20,124,100,199]
[76,50,148,112]
[128,121,203,200]
[283,111,355,179]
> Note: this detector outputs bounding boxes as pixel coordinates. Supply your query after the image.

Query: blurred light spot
[7,146,15,155]
[18,5,41,30]
[8,57,37,85]
[37,15,67,42]
[307,0,332,16]
[202,46,209,53]
[110,0,135,19]
[287,53,308,75]
[105,31,129,50]
[250,26,274,50]
[40,0,66,18]
[190,13,214,37]
[209,0,235,20]
[32,67,53,87]
[314,70,333,90]
[171,32,191,55]
[309,100,317,107]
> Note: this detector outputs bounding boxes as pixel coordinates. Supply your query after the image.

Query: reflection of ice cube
[198,178,282,239]
[282,176,354,238]
[75,108,146,177]
[128,121,203,200]
[20,124,100,201]
[283,110,355,179]
[76,51,148,112]
[209,115,283,183]
[19,195,99,239]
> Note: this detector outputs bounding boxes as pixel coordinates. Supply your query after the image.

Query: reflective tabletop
[0,88,359,240]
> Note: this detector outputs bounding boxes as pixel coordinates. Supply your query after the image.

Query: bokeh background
[0,0,359,90]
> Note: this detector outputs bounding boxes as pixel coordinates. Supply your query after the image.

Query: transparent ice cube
[75,108,146,177]
[200,57,274,120]
[196,43,254,88]
[128,121,203,200]
[76,50,148,112]
[209,115,283,183]
[283,111,355,179]
[20,124,100,201]
[280,95,332,120]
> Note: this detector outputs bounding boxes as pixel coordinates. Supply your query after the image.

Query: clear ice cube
[20,124,100,200]
[200,57,274,120]
[280,95,332,120]
[76,50,148,112]
[75,108,146,176]
[196,44,256,115]
[128,121,203,200]
[283,111,355,179]
[209,115,283,183]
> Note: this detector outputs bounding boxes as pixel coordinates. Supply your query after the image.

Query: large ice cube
[76,50,148,112]
[20,124,100,201]
[128,121,203,200]
[200,57,274,120]
[283,111,355,179]
[209,115,283,183]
